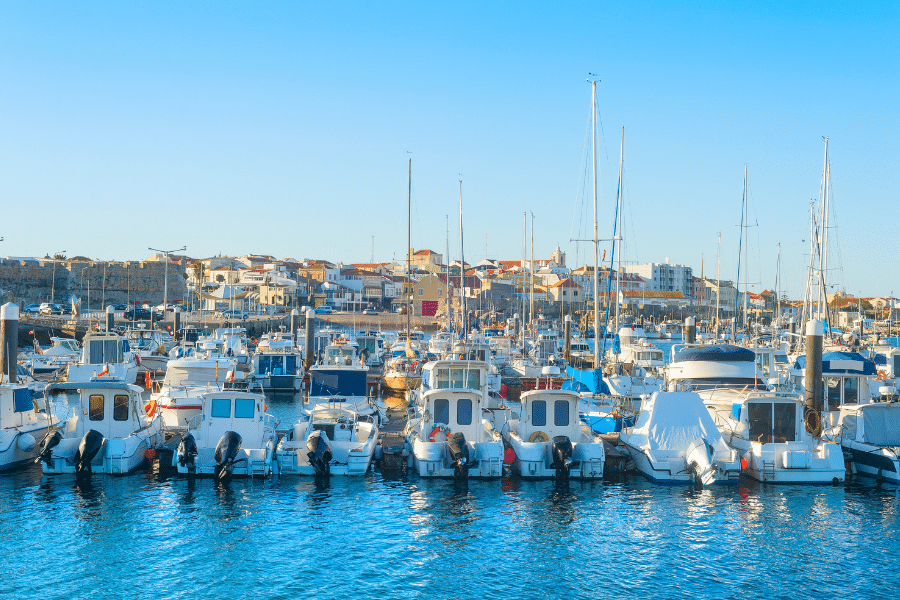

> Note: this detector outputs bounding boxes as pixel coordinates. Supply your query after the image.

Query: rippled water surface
[4,461,900,599]
[8,333,900,598]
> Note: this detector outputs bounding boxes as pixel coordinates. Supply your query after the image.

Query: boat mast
[530,212,534,323]
[406,158,412,337]
[446,215,451,333]
[776,243,781,335]
[522,211,527,330]
[743,166,749,329]
[819,138,830,324]
[459,179,467,342]
[591,77,600,367]
[716,231,721,335]
[614,126,624,333]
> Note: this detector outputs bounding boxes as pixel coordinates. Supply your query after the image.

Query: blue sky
[1,1,897,298]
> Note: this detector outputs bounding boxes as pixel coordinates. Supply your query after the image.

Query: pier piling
[1,303,19,383]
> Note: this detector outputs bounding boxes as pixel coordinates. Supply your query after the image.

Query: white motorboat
[619,391,741,485]
[502,389,604,479]
[125,327,171,373]
[703,388,845,484]
[666,344,768,393]
[66,331,139,384]
[173,390,276,479]
[249,346,305,394]
[38,378,161,476]
[214,327,252,365]
[837,402,900,483]
[0,383,57,471]
[21,337,80,376]
[275,405,378,477]
[306,343,379,421]
[405,359,505,479]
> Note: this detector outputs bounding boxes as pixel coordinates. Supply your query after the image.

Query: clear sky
[1,1,897,299]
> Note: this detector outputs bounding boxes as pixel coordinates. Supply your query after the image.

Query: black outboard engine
[551,435,575,480]
[447,432,478,480]
[214,431,243,480]
[35,430,63,466]
[177,433,199,471]
[74,430,105,476]
[306,430,333,478]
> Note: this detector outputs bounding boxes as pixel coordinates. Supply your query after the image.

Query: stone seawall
[0,258,188,306]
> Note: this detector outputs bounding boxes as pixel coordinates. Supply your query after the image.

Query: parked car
[362,308,378,315]
[112,304,128,311]
[124,307,153,321]
[24,304,41,315]
[314,305,333,315]
[215,310,248,320]
[38,303,61,316]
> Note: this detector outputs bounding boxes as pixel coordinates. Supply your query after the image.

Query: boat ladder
[762,460,776,481]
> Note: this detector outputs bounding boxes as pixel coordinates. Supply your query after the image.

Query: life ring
[144,371,152,388]
[877,371,888,381]
[429,424,451,442]
[528,431,549,443]
[804,409,820,434]
[144,400,157,418]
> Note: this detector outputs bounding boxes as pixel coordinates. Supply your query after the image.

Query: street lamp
[50,250,66,303]
[148,246,186,312]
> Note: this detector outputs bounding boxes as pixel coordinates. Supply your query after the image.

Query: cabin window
[211,398,231,419]
[258,355,271,374]
[89,395,104,421]
[285,355,297,375]
[772,403,796,443]
[434,399,450,425]
[450,368,465,389]
[843,377,859,405]
[234,398,255,419]
[894,355,900,376]
[532,400,547,427]
[467,370,480,390]
[747,402,773,443]
[113,395,129,421]
[436,369,450,389]
[825,378,842,411]
[554,400,569,426]
[457,399,473,425]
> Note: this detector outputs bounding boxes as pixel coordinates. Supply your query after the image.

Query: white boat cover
[861,404,900,446]
[627,391,731,453]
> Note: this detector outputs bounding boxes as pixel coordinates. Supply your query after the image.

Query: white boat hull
[411,438,503,478]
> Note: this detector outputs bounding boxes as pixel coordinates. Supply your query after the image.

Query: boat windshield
[677,378,768,392]
[326,347,356,366]
[430,367,481,391]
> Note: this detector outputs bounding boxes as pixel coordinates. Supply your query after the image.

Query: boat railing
[185,413,203,430]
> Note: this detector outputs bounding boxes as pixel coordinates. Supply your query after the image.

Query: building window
[419,288,424,297]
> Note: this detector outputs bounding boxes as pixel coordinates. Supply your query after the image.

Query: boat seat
[313,423,335,440]
[332,422,354,442]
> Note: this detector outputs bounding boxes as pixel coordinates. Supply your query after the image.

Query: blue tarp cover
[792,352,876,375]
[13,388,32,412]
[310,369,368,397]
[565,366,611,395]
[673,344,756,364]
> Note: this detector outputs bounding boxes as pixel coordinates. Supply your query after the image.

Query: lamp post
[50,250,66,303]
[148,246,186,313]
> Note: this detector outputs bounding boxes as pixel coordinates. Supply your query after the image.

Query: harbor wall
[0,258,187,306]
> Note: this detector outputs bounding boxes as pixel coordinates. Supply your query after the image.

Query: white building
[622,260,693,297]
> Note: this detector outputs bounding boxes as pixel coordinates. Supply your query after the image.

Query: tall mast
[446,215,451,332]
[530,212,534,324]
[716,231,721,333]
[776,243,781,334]
[459,180,467,341]
[406,158,411,336]
[522,211,527,328]
[819,138,830,323]
[743,166,749,328]
[614,126,624,332]
[591,77,600,367]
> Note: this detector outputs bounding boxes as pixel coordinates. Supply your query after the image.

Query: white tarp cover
[627,392,731,453]
[862,404,900,446]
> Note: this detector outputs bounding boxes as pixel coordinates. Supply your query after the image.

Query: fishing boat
[0,383,57,471]
[619,391,741,485]
[248,338,304,394]
[405,358,505,479]
[66,331,139,384]
[306,342,379,422]
[21,337,80,376]
[275,404,378,477]
[125,327,172,373]
[501,389,604,479]
[37,378,162,476]
[173,390,276,479]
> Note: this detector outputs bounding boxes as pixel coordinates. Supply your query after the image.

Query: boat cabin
[253,353,301,376]
[517,390,580,442]
[421,360,488,395]
[48,381,149,440]
[323,344,360,367]
[450,341,491,363]
[188,391,270,445]
[81,333,130,366]
[730,394,801,444]
[789,351,875,411]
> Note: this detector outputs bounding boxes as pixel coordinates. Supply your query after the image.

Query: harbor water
[6,332,900,598]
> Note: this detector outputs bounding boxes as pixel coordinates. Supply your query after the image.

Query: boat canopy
[792,352,876,375]
[310,369,367,397]
[673,345,755,364]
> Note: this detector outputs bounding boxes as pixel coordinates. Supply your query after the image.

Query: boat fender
[429,424,451,442]
[74,429,105,476]
[17,432,36,453]
[144,400,157,418]
[528,431,549,443]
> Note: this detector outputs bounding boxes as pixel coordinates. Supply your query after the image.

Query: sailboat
[382,158,423,395]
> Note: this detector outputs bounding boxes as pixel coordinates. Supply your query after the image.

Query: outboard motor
[306,430,333,478]
[447,432,478,480]
[214,431,243,480]
[35,430,63,466]
[551,435,575,480]
[74,430,105,476]
[686,438,717,487]
[177,433,199,471]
